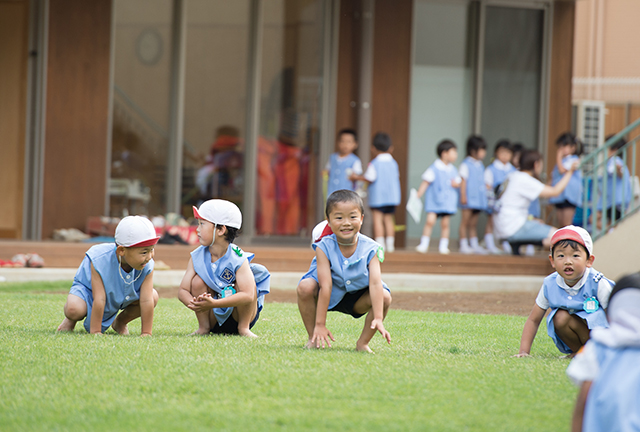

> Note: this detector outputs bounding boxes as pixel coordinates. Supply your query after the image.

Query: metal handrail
[580,117,640,240]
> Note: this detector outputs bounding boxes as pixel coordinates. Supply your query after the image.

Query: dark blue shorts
[329,288,368,318]
[210,305,261,335]
[371,205,396,214]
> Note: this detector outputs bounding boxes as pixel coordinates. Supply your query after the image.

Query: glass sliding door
[182,0,250,216]
[256,0,327,237]
[480,5,544,152]
[407,0,477,241]
[111,0,174,217]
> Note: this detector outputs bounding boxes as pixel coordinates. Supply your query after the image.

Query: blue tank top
[461,156,487,211]
[309,234,389,310]
[543,268,610,352]
[327,152,361,195]
[549,155,583,206]
[424,162,459,214]
[367,155,401,208]
[191,244,270,325]
[583,342,640,432]
[74,243,154,332]
[597,156,632,210]
[529,197,541,218]
[486,161,516,189]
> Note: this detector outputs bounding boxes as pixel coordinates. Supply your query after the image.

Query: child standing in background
[549,133,583,228]
[57,216,160,335]
[324,128,363,196]
[458,135,489,254]
[350,132,401,253]
[415,139,461,254]
[484,140,516,254]
[597,135,632,229]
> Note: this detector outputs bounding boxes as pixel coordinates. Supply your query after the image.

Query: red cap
[550,225,593,256]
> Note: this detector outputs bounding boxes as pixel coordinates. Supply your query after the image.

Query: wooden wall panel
[546,1,575,176]
[605,105,627,138]
[43,0,111,238]
[371,0,412,247]
[0,1,28,239]
[335,0,361,144]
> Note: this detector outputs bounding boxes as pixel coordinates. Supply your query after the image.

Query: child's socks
[385,236,395,253]
[438,238,450,255]
[416,235,430,253]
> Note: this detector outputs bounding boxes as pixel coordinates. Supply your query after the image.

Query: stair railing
[580,117,640,241]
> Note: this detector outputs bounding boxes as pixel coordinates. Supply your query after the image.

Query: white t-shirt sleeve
[421,168,435,183]
[459,164,469,179]
[566,341,600,386]
[484,169,493,187]
[363,163,377,182]
[352,158,363,175]
[535,285,549,310]
[598,277,614,309]
[519,174,546,201]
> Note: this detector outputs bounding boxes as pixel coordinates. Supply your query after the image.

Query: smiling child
[296,189,392,352]
[515,226,614,357]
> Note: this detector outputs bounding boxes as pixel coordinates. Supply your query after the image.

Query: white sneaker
[386,242,395,253]
[488,246,502,255]
[459,243,474,254]
[525,244,535,256]
[415,244,428,254]
[473,245,489,255]
[439,247,450,255]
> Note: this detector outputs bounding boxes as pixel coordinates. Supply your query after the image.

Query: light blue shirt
[327,152,361,195]
[366,154,401,208]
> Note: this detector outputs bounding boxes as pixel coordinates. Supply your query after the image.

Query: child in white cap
[515,226,614,357]
[178,199,270,337]
[566,272,640,432]
[57,216,160,335]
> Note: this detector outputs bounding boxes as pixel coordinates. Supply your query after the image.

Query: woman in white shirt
[493,150,578,248]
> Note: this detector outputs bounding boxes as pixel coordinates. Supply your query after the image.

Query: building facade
[0,0,576,246]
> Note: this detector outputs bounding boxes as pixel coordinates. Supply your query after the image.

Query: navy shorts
[329,288,368,318]
[210,305,261,335]
[371,205,396,215]
[554,200,576,210]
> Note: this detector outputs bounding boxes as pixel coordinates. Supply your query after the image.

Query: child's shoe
[439,247,450,255]
[459,243,474,254]
[385,237,395,253]
[524,244,535,256]
[502,241,513,254]
[415,244,428,254]
[472,245,489,255]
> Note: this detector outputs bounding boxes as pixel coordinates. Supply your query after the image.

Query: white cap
[193,200,242,229]
[550,225,593,256]
[115,216,160,247]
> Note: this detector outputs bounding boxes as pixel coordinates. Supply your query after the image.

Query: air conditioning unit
[572,100,606,157]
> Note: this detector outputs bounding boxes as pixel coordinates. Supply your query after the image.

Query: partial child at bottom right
[514,226,613,358]
[566,272,640,432]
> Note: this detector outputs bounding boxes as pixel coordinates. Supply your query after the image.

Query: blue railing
[580,117,640,240]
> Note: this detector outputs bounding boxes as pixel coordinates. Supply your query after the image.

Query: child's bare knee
[383,290,392,307]
[297,279,318,300]
[152,289,159,307]
[64,298,86,320]
[553,309,571,328]
[191,275,208,295]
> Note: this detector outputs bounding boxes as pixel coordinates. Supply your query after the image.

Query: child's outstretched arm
[459,177,467,204]
[312,248,335,348]
[514,304,546,357]
[367,257,391,344]
[138,271,155,336]
[89,264,106,334]
[416,180,430,199]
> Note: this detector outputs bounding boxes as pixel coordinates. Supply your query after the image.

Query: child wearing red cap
[179,199,270,337]
[515,225,614,357]
[57,216,160,335]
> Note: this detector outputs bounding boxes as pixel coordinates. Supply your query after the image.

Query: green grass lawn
[0,281,577,432]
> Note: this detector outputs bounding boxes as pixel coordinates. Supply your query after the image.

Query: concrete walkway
[0,268,544,293]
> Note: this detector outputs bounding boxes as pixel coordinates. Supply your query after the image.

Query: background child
[484,140,515,254]
[57,216,160,335]
[567,272,640,432]
[597,135,632,230]
[458,135,488,254]
[178,199,270,337]
[350,132,401,252]
[415,139,461,254]
[324,128,362,196]
[512,142,540,256]
[549,132,583,228]
[296,190,392,352]
[514,226,613,357]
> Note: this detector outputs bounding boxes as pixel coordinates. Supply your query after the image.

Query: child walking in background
[178,199,270,337]
[597,135,632,229]
[515,226,613,358]
[549,133,583,227]
[484,140,516,254]
[350,132,401,252]
[567,272,640,432]
[324,128,362,196]
[57,216,160,335]
[415,139,461,254]
[458,135,489,254]
[297,190,392,352]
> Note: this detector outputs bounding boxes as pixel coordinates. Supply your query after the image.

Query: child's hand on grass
[513,352,530,358]
[371,319,391,344]
[311,325,335,348]
[188,293,214,312]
